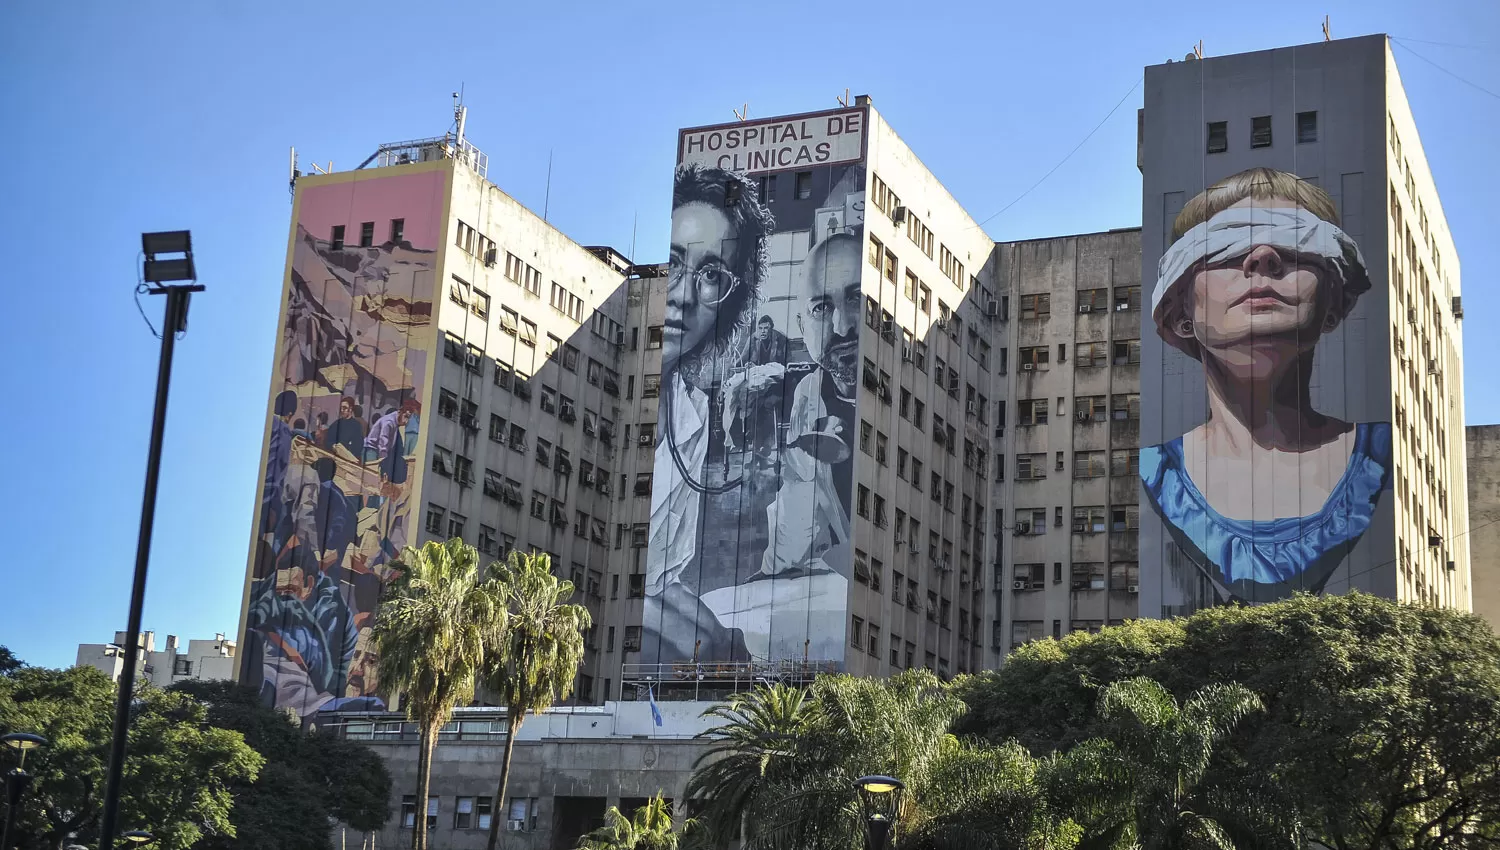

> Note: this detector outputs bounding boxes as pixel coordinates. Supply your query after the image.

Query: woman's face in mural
[1179,197,1330,363]
[667,201,741,361]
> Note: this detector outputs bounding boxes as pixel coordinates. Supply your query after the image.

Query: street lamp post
[98,232,202,850]
[853,775,905,850]
[122,830,155,845]
[2,732,49,850]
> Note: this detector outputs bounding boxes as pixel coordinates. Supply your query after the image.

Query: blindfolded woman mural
[1141,167,1392,601]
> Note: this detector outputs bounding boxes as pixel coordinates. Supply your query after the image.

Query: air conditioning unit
[908,543,920,555]
[1427,359,1439,374]
[1021,363,1035,371]
[597,482,611,497]
[1072,523,1087,533]
[902,350,913,362]
[939,559,953,572]
[464,350,481,369]
[892,205,908,224]
[1013,522,1031,535]
[484,247,498,267]
[1011,580,1028,591]
[985,301,999,318]
[1076,411,1091,421]
[1408,308,1418,324]
[1078,304,1092,314]
[894,535,904,545]
[1126,584,1140,594]
[638,433,654,446]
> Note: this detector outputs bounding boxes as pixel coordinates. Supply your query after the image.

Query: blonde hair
[1172,167,1340,240]
[1158,167,1359,360]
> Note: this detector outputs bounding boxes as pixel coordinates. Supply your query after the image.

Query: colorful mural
[1141,166,1392,610]
[240,169,445,716]
[643,108,870,667]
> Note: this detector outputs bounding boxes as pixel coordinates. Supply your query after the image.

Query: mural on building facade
[643,110,869,666]
[240,170,443,716]
[1141,166,1392,609]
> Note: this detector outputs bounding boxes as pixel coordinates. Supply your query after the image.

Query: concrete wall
[1467,426,1500,633]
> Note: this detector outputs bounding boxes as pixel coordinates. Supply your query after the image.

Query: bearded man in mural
[644,163,770,663]
[1141,166,1393,602]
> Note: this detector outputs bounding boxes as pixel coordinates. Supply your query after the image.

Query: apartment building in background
[1466,425,1500,634]
[76,630,236,687]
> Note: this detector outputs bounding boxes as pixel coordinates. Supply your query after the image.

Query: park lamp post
[853,775,905,850]
[2,732,49,850]
[122,830,155,845]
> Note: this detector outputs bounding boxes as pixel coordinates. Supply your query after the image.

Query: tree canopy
[0,665,262,850]
[169,680,391,850]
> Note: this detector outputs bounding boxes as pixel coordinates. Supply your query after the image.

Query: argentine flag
[648,685,664,727]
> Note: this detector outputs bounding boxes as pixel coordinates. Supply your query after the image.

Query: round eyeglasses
[671,262,741,306]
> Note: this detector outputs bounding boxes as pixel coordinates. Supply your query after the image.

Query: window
[1297,110,1318,143]
[1072,506,1107,534]
[1014,562,1046,590]
[431,445,453,477]
[479,525,498,555]
[1077,288,1108,312]
[1111,449,1140,477]
[851,616,864,649]
[1110,562,1140,591]
[904,270,918,301]
[1112,393,1141,422]
[1250,115,1272,148]
[868,623,881,658]
[1074,451,1107,478]
[1016,453,1046,480]
[425,504,446,535]
[634,473,653,497]
[519,319,537,346]
[860,420,872,455]
[1075,395,1107,422]
[1018,346,1049,370]
[857,485,871,519]
[1207,120,1228,154]
[876,432,889,466]
[330,224,345,251]
[868,235,884,268]
[911,457,924,490]
[897,448,908,479]
[1018,399,1048,426]
[448,512,466,539]
[499,307,519,336]
[874,495,888,528]
[1111,506,1140,532]
[1113,285,1141,312]
[1113,339,1140,365]
[390,218,405,243]
[913,399,925,430]
[794,171,812,200]
[1018,508,1046,535]
[646,325,663,349]
[455,797,477,829]
[1019,293,1050,320]
[471,289,490,319]
[1077,341,1109,367]
[883,250,898,283]
[643,374,661,399]
[401,796,437,830]
[359,221,374,248]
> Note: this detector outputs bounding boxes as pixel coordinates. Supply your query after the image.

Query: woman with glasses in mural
[642,163,772,664]
[1142,167,1393,601]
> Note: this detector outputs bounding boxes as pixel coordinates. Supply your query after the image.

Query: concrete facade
[1467,426,1500,634]
[75,631,236,688]
[315,702,716,850]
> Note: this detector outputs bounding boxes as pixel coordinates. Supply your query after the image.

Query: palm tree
[483,551,592,850]
[1047,677,1299,850]
[577,794,693,850]
[372,538,506,850]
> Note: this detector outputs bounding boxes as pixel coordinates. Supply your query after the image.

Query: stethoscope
[663,368,745,496]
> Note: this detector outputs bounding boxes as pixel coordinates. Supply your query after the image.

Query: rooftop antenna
[452,88,468,150]
[288,146,298,200]
[1193,40,1204,59]
[1322,15,1332,41]
[733,103,749,121]
[837,88,850,107]
[629,211,638,264]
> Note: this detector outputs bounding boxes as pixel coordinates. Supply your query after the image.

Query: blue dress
[1140,422,1392,594]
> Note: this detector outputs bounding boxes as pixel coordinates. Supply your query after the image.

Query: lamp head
[122,830,155,845]
[1,732,47,752]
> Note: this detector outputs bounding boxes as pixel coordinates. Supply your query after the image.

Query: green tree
[1048,677,1297,850]
[483,551,591,850]
[374,538,507,850]
[958,593,1500,849]
[169,680,392,850]
[685,671,1075,850]
[0,665,261,850]
[0,646,22,676]
[577,795,691,850]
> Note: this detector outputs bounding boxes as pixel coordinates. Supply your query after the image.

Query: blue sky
[0,1,1495,668]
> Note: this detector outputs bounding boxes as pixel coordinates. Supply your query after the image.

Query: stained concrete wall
[1467,426,1500,634]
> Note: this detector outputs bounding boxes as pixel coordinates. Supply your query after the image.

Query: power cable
[132,251,161,339]
[973,77,1142,230]
[1391,39,1500,101]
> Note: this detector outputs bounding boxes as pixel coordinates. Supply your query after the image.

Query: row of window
[1012,505,1140,535]
[1010,561,1139,591]
[400,795,536,833]
[328,218,404,251]
[1006,617,1126,647]
[1204,111,1317,154]
[1011,393,1140,427]
[1012,449,1140,480]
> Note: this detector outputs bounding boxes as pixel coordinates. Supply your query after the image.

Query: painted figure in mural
[723,315,790,455]
[245,562,360,714]
[1141,167,1392,600]
[261,390,299,533]
[646,163,771,663]
[760,233,859,578]
[323,396,366,458]
[364,398,420,488]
